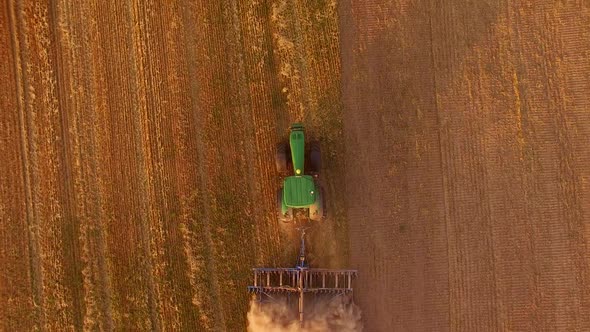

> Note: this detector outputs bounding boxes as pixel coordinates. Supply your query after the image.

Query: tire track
[205,2,255,327]
[7,2,46,328]
[235,0,282,267]
[126,0,161,329]
[1,1,37,330]
[127,1,166,330]
[133,1,206,328]
[178,1,231,330]
[90,1,156,328]
[9,1,67,329]
[74,2,115,329]
[269,0,306,123]
[49,1,119,329]
[46,2,86,329]
[69,1,115,329]
[296,0,349,271]
[177,2,222,330]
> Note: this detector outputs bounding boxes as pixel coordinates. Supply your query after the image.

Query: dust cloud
[247,296,363,332]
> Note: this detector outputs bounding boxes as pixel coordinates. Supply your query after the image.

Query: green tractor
[276,123,325,223]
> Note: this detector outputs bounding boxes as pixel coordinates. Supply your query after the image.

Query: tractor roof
[283,175,317,207]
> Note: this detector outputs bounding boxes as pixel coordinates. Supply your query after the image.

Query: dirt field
[1,0,589,331]
[0,0,346,330]
[340,0,590,331]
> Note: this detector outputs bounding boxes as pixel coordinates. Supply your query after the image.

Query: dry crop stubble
[3,0,348,330]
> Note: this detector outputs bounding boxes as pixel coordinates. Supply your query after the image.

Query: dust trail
[247,296,363,332]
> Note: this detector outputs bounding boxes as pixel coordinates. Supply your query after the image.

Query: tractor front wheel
[309,142,321,174]
[276,142,289,173]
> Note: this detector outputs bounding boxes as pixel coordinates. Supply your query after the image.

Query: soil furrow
[1,1,38,330]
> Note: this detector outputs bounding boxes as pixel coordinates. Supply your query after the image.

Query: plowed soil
[340,1,590,331]
[1,0,589,331]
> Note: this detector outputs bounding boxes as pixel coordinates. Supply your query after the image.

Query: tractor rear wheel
[309,186,326,222]
[309,142,321,174]
[276,142,289,173]
[277,189,292,223]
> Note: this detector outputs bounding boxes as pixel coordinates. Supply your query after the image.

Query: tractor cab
[289,123,305,175]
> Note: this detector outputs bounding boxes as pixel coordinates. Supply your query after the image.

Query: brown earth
[0,0,346,330]
[340,0,590,331]
[1,0,589,331]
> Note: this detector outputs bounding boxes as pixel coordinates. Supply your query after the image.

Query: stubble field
[1,0,589,331]
[1,0,347,330]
